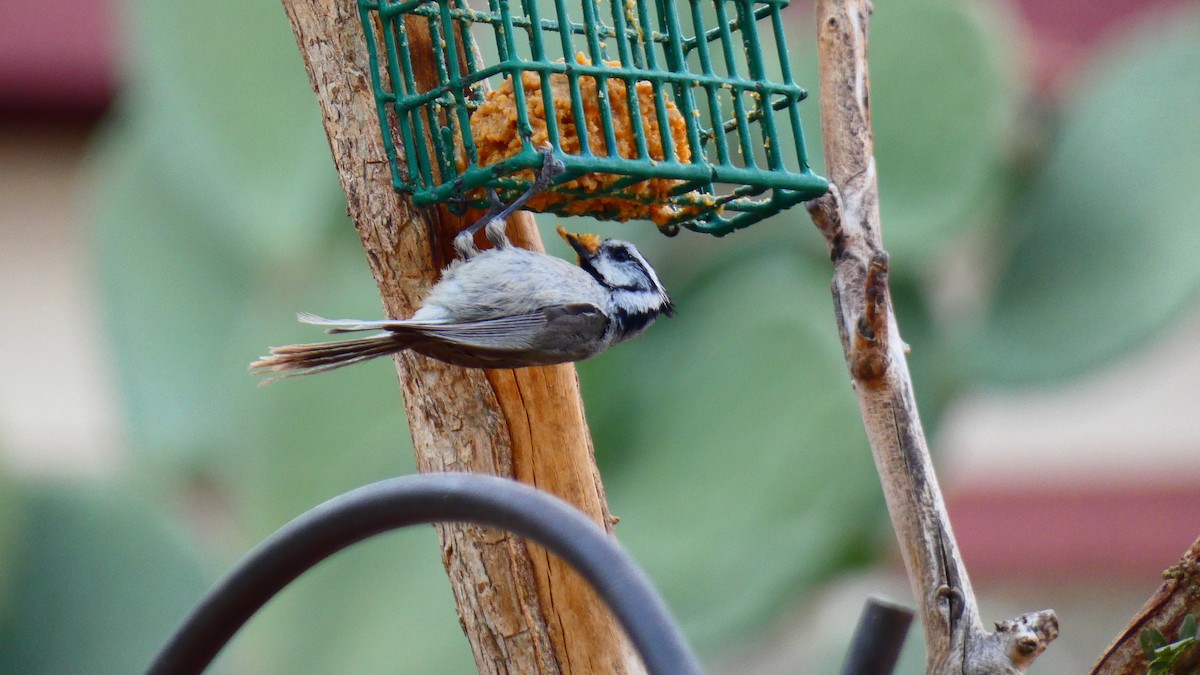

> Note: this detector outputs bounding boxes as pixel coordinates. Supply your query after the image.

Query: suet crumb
[556,226,601,254]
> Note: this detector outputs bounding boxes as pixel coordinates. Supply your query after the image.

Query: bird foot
[453,146,564,259]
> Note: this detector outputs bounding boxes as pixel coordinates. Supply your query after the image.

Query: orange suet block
[465,54,696,226]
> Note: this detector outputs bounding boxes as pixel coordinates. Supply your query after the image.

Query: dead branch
[808,1,1058,672]
[1092,535,1200,674]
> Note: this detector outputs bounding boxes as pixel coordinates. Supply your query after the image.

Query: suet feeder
[357,0,828,236]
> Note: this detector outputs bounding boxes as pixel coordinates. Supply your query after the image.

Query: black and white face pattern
[578,239,675,340]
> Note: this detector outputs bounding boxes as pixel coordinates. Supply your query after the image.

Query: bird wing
[294,305,610,369]
[414,303,609,353]
[297,311,549,343]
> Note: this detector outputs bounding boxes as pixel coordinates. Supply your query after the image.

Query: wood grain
[809,1,1057,672]
[281,1,641,671]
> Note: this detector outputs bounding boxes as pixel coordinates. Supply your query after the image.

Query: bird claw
[532,145,566,188]
[454,147,563,259]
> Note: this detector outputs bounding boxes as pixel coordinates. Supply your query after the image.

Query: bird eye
[609,246,634,263]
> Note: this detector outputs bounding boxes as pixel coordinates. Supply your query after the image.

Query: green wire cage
[357,0,827,236]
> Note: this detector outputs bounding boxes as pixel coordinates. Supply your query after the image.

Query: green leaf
[90,198,474,670]
[581,247,881,650]
[226,329,474,672]
[0,463,25,616]
[1182,614,1197,641]
[0,484,208,675]
[87,114,374,464]
[1143,627,1169,657]
[870,0,1025,262]
[229,497,474,673]
[88,122,259,460]
[1148,661,1170,675]
[122,0,345,261]
[974,8,1200,384]
[782,0,1025,266]
[90,28,476,668]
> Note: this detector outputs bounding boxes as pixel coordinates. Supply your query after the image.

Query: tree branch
[807,2,1058,672]
[280,1,641,672]
[1092,534,1200,674]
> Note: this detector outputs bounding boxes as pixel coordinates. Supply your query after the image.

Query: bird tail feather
[295,312,412,334]
[250,331,413,382]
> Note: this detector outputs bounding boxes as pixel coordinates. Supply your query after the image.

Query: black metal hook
[146,472,702,675]
[838,596,914,675]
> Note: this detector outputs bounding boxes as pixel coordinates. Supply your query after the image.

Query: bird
[251,148,673,380]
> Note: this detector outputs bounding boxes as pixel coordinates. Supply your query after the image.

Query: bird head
[557,227,675,319]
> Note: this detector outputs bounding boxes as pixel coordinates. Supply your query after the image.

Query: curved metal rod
[146,472,702,675]
[839,596,913,675]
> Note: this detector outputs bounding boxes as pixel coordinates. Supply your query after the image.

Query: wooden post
[280,1,644,672]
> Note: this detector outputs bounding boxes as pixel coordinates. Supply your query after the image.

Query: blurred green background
[0,0,1198,672]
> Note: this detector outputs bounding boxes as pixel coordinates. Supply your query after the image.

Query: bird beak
[557,226,601,260]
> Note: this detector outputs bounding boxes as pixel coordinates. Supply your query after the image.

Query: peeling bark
[808,1,1057,672]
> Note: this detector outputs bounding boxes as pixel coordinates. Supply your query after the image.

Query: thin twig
[807,1,1058,672]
